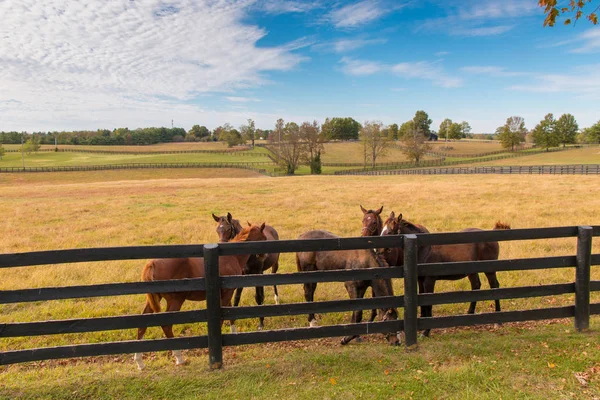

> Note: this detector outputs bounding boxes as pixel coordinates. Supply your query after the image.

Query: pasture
[1,142,238,152]
[428,140,506,155]
[476,146,600,166]
[320,142,434,164]
[1,172,600,398]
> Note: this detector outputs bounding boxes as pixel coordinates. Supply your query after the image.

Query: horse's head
[212,212,241,242]
[233,222,268,261]
[377,211,402,256]
[360,205,383,237]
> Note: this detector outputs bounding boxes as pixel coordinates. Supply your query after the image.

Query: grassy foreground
[0,172,599,398]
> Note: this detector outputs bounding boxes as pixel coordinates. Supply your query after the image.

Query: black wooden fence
[338,165,600,176]
[0,226,598,367]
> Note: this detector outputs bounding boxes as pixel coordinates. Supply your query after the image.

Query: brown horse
[381,212,509,336]
[212,213,281,330]
[295,229,400,346]
[360,205,383,237]
[133,223,268,370]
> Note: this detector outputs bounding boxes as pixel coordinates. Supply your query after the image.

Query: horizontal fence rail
[0,225,598,367]
[337,164,600,176]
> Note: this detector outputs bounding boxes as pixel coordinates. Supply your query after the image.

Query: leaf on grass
[548,362,556,368]
[330,377,337,385]
[574,372,589,387]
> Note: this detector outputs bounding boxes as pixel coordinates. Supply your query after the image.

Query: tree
[321,117,361,141]
[0,143,4,159]
[448,122,463,140]
[299,120,324,174]
[22,135,41,154]
[580,121,600,143]
[387,123,399,141]
[413,110,432,138]
[398,120,415,140]
[555,114,579,147]
[240,118,256,148]
[497,116,527,151]
[188,125,210,140]
[401,126,430,164]
[532,113,560,150]
[539,0,598,26]
[460,121,472,138]
[277,121,305,175]
[360,121,390,169]
[438,118,452,140]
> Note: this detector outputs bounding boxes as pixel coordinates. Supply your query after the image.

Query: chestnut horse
[295,229,400,346]
[212,213,280,330]
[133,223,267,370]
[381,212,510,336]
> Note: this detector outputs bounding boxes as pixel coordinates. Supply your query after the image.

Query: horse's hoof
[133,353,145,371]
[396,332,404,344]
[173,350,185,366]
[340,338,349,345]
[274,295,280,305]
[493,323,501,329]
[309,320,318,328]
[257,325,264,331]
[230,325,238,334]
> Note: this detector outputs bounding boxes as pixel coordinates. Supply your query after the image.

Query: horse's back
[145,257,205,281]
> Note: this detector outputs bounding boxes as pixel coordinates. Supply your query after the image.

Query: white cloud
[328,1,387,28]
[509,65,600,97]
[313,37,387,53]
[340,57,462,88]
[340,57,384,76]
[225,96,261,102]
[435,51,450,57]
[260,0,321,14]
[461,66,527,77]
[570,28,600,53]
[419,0,537,36]
[0,0,306,131]
[391,62,463,88]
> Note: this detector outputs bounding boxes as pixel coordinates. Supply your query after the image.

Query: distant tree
[532,113,560,151]
[217,123,243,147]
[555,114,579,147]
[240,118,257,147]
[278,122,305,174]
[321,117,361,141]
[438,118,453,140]
[413,110,432,138]
[0,143,4,159]
[299,120,324,174]
[22,135,41,154]
[580,121,600,143]
[398,120,415,140]
[387,123,399,140]
[401,126,430,164]
[360,121,390,169]
[460,121,472,138]
[539,0,598,26]
[497,116,527,151]
[188,124,209,140]
[448,122,463,140]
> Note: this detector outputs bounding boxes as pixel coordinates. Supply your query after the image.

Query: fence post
[403,234,419,351]
[204,243,223,369]
[575,226,592,332]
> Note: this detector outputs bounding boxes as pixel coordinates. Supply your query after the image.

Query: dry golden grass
[428,141,505,154]
[0,173,599,351]
[2,142,242,152]
[321,142,433,164]
[477,146,600,165]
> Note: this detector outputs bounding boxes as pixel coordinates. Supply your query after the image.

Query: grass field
[476,146,600,166]
[1,170,600,398]
[428,141,506,155]
[1,142,240,152]
[320,142,435,164]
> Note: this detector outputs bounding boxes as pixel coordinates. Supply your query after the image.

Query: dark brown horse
[134,223,268,370]
[212,213,281,330]
[360,205,383,237]
[381,212,509,336]
[295,229,400,346]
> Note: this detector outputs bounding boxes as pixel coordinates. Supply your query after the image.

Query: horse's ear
[360,205,367,214]
[397,213,403,223]
[376,206,383,215]
[227,212,233,223]
[212,213,220,222]
[260,222,266,232]
[247,221,252,227]
[389,211,395,219]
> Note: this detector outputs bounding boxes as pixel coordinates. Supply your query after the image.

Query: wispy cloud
[566,28,600,53]
[461,66,527,77]
[340,57,462,88]
[435,51,450,57]
[225,96,261,102]
[328,0,392,28]
[0,0,306,130]
[259,0,321,15]
[419,0,537,36]
[509,64,600,97]
[313,37,387,53]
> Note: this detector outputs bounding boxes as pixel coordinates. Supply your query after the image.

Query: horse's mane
[400,219,419,230]
[494,221,511,230]
[230,226,254,242]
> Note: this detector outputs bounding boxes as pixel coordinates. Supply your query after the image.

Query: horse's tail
[141,261,161,313]
[493,221,511,230]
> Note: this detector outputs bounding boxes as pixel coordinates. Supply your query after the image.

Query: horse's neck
[400,220,427,234]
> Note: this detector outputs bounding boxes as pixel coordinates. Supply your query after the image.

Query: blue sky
[1,0,599,133]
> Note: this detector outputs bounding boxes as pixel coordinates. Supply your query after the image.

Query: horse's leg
[161,297,186,366]
[304,282,318,326]
[255,285,265,330]
[230,286,243,334]
[421,278,436,337]
[484,272,501,312]
[341,281,368,345]
[271,260,280,305]
[467,273,482,314]
[133,302,154,370]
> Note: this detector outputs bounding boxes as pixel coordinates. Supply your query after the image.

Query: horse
[295,229,400,346]
[360,205,383,237]
[133,223,268,370]
[380,212,509,336]
[212,213,281,330]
